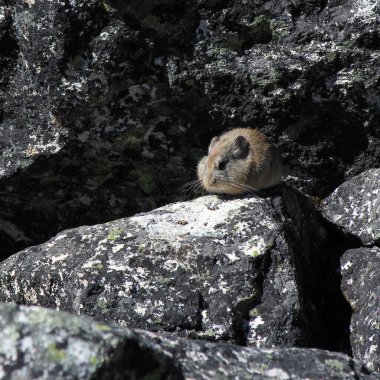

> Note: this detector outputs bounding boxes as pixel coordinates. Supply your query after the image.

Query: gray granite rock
[321,169,380,246]
[1,0,380,259]
[0,188,349,351]
[341,247,380,372]
[149,331,377,380]
[0,302,182,380]
[0,302,377,380]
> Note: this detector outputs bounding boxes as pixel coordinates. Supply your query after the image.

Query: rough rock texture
[321,169,380,246]
[1,0,380,259]
[145,330,377,380]
[0,302,376,380]
[0,302,182,380]
[0,188,352,352]
[341,247,380,372]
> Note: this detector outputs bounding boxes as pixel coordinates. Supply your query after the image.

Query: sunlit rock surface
[341,247,380,372]
[322,169,380,246]
[0,188,351,351]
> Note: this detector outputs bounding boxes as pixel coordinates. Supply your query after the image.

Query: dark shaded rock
[0,302,182,380]
[0,187,352,353]
[0,302,376,380]
[341,247,380,372]
[0,0,205,260]
[1,0,380,259]
[321,169,380,246]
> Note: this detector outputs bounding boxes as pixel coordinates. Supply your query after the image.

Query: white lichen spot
[201,310,208,321]
[24,288,38,304]
[218,281,229,294]
[208,287,217,294]
[225,251,240,263]
[134,305,147,316]
[82,260,102,269]
[163,260,179,272]
[243,236,267,257]
[369,344,378,354]
[266,368,290,379]
[112,244,124,253]
[79,278,88,287]
[107,260,127,272]
[251,315,265,329]
[341,260,353,271]
[51,253,69,264]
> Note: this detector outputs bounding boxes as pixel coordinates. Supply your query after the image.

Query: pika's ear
[208,136,220,154]
[232,135,249,159]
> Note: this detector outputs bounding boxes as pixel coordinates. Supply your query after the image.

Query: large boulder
[341,247,380,372]
[0,302,377,380]
[0,302,182,380]
[321,169,380,246]
[0,187,352,352]
[1,0,380,258]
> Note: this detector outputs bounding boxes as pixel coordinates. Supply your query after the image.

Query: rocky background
[0,0,379,378]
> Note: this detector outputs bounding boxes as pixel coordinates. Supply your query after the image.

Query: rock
[1,0,380,259]
[0,302,182,380]
[148,331,377,380]
[0,0,201,259]
[0,302,376,380]
[341,247,380,372]
[0,187,352,352]
[321,169,380,246]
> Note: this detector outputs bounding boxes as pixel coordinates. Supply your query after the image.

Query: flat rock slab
[321,169,380,245]
[0,302,377,380]
[341,247,380,372]
[0,191,330,348]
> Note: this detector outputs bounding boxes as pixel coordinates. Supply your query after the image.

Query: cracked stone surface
[0,302,377,380]
[0,187,350,351]
[341,247,380,372]
[321,169,380,245]
[1,0,380,258]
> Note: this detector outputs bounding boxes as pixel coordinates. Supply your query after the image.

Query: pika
[197,128,284,194]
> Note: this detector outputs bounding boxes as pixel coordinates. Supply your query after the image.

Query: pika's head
[197,133,253,194]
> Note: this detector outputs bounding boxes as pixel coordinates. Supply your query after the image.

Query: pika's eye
[217,160,227,170]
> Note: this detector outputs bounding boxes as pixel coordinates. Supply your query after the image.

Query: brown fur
[197,128,284,194]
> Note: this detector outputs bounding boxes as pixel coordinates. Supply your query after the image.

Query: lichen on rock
[0,186,352,353]
[0,302,377,380]
[322,169,380,245]
[341,247,380,372]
